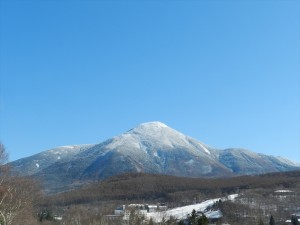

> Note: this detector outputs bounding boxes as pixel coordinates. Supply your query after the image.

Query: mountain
[9,122,300,192]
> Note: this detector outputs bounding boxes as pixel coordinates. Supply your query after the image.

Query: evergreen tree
[188,210,197,225]
[178,220,185,225]
[269,215,275,225]
[197,214,209,225]
[291,216,300,225]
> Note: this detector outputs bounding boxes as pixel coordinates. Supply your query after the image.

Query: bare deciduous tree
[0,142,9,186]
[0,142,40,225]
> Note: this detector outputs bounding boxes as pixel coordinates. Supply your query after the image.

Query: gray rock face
[9,122,300,192]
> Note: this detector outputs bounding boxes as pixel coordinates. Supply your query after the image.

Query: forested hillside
[43,170,300,206]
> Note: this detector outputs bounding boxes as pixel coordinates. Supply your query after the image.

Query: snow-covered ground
[274,190,293,193]
[146,194,238,222]
[285,219,300,223]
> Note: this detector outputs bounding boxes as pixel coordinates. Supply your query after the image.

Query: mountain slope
[217,148,299,174]
[9,122,300,192]
[10,144,94,176]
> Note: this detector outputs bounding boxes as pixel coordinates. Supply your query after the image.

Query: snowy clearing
[146,194,238,222]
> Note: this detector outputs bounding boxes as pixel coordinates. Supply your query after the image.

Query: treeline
[43,169,300,206]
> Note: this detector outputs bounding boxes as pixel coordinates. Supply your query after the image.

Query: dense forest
[44,170,300,206]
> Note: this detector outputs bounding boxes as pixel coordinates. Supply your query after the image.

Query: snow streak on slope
[146,194,238,222]
[198,143,211,155]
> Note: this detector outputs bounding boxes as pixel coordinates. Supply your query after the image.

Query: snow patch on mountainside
[153,151,159,158]
[186,159,194,165]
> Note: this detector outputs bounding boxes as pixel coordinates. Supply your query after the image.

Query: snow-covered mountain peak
[104,122,214,158]
[124,121,189,147]
[129,121,179,134]
[135,121,169,130]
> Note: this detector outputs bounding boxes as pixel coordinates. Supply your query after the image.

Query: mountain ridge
[9,121,300,192]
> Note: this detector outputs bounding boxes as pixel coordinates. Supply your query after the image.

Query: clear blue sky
[0,0,299,163]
